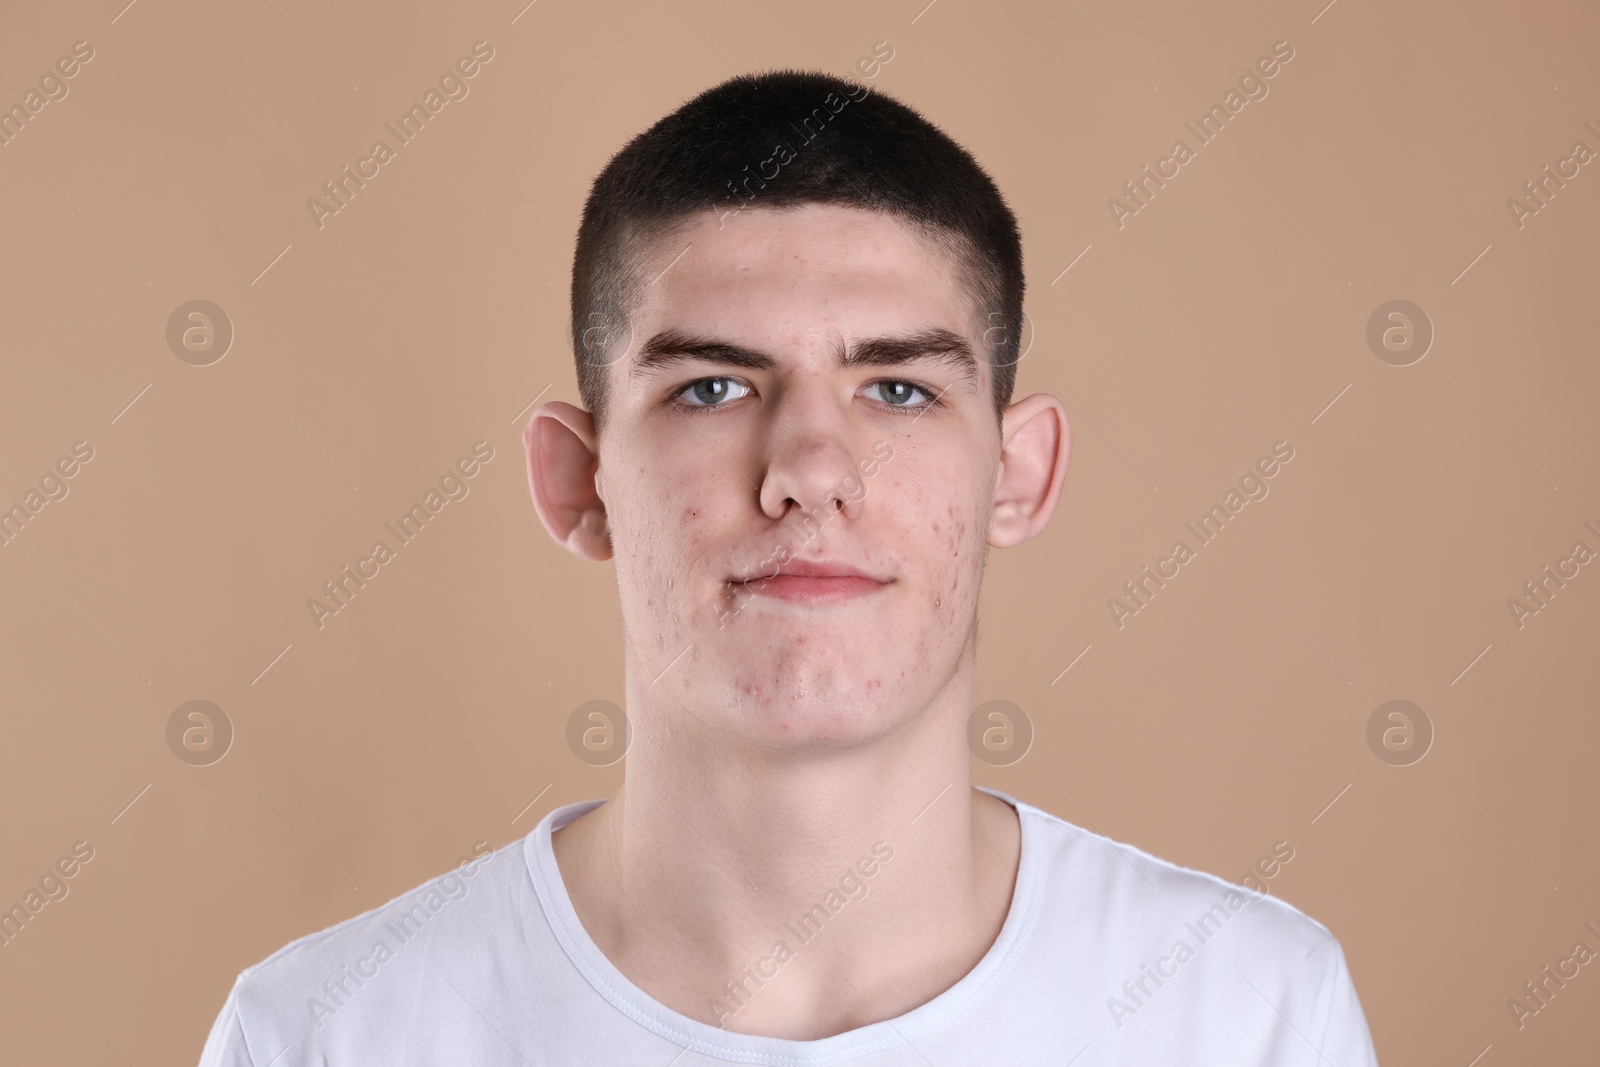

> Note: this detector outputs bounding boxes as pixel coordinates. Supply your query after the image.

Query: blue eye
[870,380,930,407]
[674,377,752,408]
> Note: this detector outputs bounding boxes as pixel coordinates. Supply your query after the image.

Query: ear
[523,401,612,561]
[988,392,1070,549]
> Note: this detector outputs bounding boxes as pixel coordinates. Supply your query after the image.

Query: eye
[865,379,940,411]
[672,377,752,410]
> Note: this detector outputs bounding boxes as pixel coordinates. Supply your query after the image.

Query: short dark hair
[571,69,1024,436]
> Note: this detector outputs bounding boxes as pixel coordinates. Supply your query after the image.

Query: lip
[730,559,892,605]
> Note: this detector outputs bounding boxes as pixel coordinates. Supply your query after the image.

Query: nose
[757,383,868,527]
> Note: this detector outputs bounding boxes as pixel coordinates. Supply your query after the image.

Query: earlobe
[988,393,1070,549]
[523,401,612,561]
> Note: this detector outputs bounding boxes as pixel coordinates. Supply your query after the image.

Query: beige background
[2,0,1596,1062]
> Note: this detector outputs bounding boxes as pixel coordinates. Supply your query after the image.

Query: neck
[550,684,1021,1038]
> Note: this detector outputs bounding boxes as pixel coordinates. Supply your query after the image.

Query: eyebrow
[633,327,982,389]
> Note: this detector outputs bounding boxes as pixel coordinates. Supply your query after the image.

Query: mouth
[729,559,892,606]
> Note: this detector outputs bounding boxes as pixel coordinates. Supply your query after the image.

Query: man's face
[595,204,1005,748]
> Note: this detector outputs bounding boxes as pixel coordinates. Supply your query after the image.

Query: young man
[200,71,1378,1065]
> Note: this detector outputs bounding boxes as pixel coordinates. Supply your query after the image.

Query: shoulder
[1015,797,1335,970]
[1007,798,1376,1059]
[202,836,532,1062]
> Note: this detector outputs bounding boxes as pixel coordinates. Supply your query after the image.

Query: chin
[722,679,904,749]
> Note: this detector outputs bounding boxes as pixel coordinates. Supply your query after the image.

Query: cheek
[941,505,973,599]
[898,495,983,619]
[944,505,966,556]
[629,468,725,584]
[879,457,984,561]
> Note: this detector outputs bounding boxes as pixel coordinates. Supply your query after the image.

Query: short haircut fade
[571,69,1024,435]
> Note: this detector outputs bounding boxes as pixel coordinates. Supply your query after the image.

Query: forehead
[627,204,982,359]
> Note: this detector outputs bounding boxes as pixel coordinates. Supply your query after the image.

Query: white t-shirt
[199,788,1379,1065]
